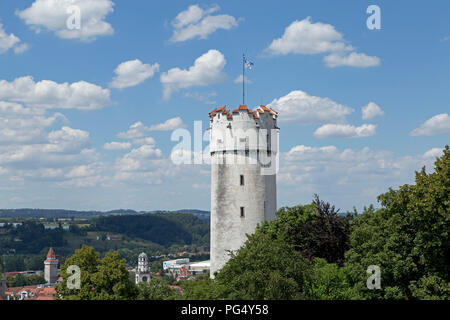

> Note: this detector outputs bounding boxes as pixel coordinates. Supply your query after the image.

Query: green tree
[303,258,361,300]
[214,225,310,300]
[270,195,350,266]
[137,278,178,300]
[181,277,220,300]
[56,245,138,300]
[345,146,450,299]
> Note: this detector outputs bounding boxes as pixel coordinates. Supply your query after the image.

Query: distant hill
[0,208,210,222]
[93,213,209,247]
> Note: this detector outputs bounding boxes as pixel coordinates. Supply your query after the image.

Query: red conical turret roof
[46,247,56,259]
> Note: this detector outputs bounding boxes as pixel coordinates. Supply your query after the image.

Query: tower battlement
[209,105,279,155]
[209,104,278,125]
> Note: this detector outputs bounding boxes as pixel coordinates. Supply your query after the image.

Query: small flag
[244,57,254,70]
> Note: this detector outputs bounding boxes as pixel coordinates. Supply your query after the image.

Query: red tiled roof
[238,104,248,110]
[46,247,56,259]
[247,109,253,114]
[222,110,229,114]
[216,105,226,112]
[260,105,270,111]
[227,114,233,119]
[257,109,264,114]
[253,113,260,119]
[232,109,239,113]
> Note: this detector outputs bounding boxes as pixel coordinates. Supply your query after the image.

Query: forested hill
[0,208,210,222]
[92,213,210,247]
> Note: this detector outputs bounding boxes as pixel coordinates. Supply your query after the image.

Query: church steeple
[135,252,150,284]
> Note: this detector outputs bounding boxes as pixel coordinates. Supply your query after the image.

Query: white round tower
[135,252,151,284]
[209,104,279,278]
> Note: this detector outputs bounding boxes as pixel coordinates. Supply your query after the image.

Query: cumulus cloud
[314,124,377,139]
[0,24,28,54]
[266,17,352,55]
[324,52,380,68]
[267,90,354,124]
[148,117,185,131]
[279,145,441,210]
[16,0,114,42]
[118,118,185,142]
[265,17,379,68]
[362,102,384,120]
[170,4,238,42]
[0,127,97,171]
[0,76,111,110]
[0,101,66,144]
[103,141,132,150]
[160,49,226,99]
[410,113,450,136]
[110,59,160,89]
[0,100,103,187]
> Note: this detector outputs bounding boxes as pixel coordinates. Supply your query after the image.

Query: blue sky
[0,0,448,212]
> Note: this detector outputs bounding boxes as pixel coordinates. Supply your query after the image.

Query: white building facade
[209,104,279,277]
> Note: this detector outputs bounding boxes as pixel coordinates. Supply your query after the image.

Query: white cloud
[265,17,379,68]
[279,145,441,210]
[47,126,90,153]
[170,4,238,42]
[117,121,148,140]
[0,101,66,144]
[110,59,160,89]
[0,127,97,171]
[234,74,252,84]
[0,99,102,187]
[118,118,185,142]
[103,141,132,150]
[266,17,352,55]
[184,91,217,105]
[324,52,380,68]
[410,113,450,136]
[0,24,28,54]
[423,148,444,159]
[362,102,384,120]
[13,43,30,54]
[16,0,114,42]
[160,49,226,99]
[0,76,111,110]
[267,90,354,124]
[314,124,377,139]
[148,117,185,131]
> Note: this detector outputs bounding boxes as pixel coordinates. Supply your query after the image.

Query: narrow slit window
[240,207,245,218]
[240,175,244,186]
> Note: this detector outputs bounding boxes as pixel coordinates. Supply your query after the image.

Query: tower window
[240,175,244,186]
[240,207,245,218]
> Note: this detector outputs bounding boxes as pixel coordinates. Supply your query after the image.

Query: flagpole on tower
[242,53,245,105]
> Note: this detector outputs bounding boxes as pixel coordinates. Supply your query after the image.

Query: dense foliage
[345,145,450,299]
[56,245,138,300]
[91,213,209,247]
[271,194,350,266]
[0,221,65,254]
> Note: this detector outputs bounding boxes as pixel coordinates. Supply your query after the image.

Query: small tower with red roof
[44,247,59,285]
